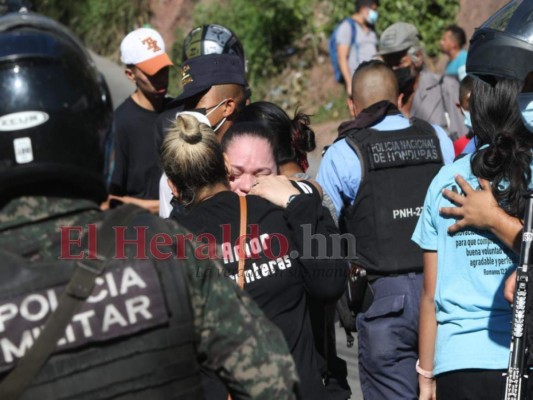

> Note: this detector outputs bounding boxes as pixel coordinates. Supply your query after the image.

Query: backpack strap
[0,204,144,400]
[426,75,452,134]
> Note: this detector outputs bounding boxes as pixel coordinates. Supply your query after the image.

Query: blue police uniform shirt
[412,153,518,375]
[317,114,455,217]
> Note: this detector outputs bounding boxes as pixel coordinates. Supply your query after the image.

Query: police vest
[0,209,203,399]
[341,118,443,276]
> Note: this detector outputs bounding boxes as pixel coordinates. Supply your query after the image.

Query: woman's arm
[251,175,348,301]
[419,251,438,400]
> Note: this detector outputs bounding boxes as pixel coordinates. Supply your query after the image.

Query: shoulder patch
[0,260,168,369]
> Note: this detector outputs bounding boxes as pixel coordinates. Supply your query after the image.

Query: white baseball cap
[120,27,173,75]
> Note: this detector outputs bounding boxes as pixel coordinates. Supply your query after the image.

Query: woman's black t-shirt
[174,190,345,400]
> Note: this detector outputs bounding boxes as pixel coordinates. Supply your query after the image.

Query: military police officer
[0,11,300,400]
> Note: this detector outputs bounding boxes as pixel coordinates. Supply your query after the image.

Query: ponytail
[290,111,316,171]
[234,101,316,171]
[470,78,533,217]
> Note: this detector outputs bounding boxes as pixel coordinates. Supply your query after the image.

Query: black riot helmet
[466,0,533,83]
[182,24,246,69]
[182,24,251,102]
[0,12,112,203]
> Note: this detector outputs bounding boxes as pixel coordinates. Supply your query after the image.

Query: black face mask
[188,107,207,115]
[394,67,416,105]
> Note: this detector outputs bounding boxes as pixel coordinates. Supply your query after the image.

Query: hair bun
[495,131,513,148]
[292,112,316,153]
[177,114,203,144]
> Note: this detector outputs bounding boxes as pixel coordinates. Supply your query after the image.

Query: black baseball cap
[174,53,246,102]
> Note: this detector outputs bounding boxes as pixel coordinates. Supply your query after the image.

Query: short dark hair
[445,24,466,48]
[356,0,379,12]
[355,59,388,73]
[221,121,278,163]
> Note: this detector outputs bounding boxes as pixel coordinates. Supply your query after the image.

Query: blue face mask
[518,93,533,133]
[366,9,378,25]
[463,110,472,131]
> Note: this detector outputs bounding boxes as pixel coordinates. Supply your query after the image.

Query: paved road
[335,324,363,399]
[90,50,131,109]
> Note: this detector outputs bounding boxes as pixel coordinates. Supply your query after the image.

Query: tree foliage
[325,0,460,57]
[32,0,150,58]
[30,0,460,92]
[192,0,313,87]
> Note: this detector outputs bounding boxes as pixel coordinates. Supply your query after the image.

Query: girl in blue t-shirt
[412,77,533,400]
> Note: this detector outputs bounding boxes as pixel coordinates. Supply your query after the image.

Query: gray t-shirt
[411,70,467,140]
[335,19,378,76]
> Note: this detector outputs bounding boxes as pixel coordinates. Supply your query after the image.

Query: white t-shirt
[159,173,173,218]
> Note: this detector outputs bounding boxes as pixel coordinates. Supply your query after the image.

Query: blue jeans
[356,273,423,400]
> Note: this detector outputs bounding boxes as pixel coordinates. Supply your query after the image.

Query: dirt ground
[307,119,342,179]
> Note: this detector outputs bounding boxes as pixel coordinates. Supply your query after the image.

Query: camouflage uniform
[0,196,301,399]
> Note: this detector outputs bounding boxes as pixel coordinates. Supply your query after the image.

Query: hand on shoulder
[249,175,300,208]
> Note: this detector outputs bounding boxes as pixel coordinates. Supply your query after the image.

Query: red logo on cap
[142,37,161,53]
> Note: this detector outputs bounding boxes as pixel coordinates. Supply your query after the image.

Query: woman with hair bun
[161,114,346,400]
[413,77,533,399]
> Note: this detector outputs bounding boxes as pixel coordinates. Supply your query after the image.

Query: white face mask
[463,110,472,130]
[206,98,228,133]
[366,9,378,25]
[518,93,533,133]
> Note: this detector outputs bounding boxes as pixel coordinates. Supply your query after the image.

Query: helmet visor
[482,0,533,45]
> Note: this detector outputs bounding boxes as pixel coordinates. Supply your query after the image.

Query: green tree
[378,0,460,56]
[324,0,460,57]
[32,0,150,58]
[193,0,313,87]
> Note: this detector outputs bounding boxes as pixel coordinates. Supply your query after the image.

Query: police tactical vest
[0,207,203,399]
[341,119,443,276]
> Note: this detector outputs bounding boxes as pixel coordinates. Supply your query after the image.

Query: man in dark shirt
[157,54,248,217]
[108,27,173,213]
[155,54,247,145]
